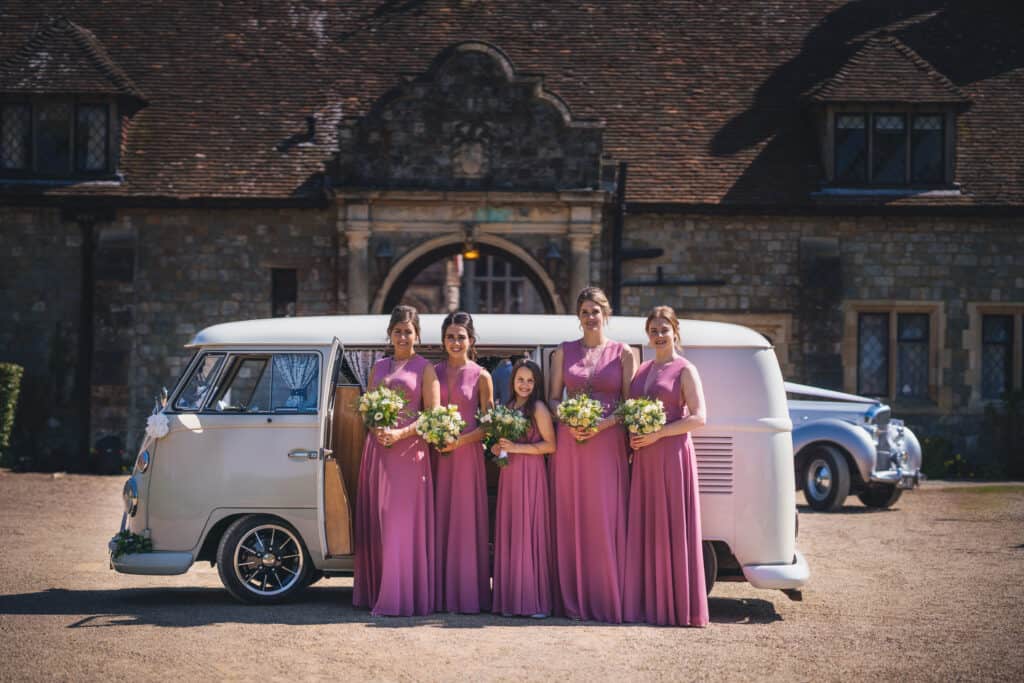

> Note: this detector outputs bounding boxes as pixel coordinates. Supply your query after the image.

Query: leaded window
[1,104,31,170]
[858,313,889,396]
[872,114,907,184]
[37,101,72,175]
[76,104,109,171]
[982,315,1013,400]
[835,114,867,184]
[897,313,929,398]
[911,114,944,184]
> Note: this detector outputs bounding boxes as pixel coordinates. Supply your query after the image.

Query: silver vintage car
[787,382,922,512]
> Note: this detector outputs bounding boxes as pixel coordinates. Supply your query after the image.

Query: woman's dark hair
[441,311,478,361]
[386,305,420,344]
[508,358,546,419]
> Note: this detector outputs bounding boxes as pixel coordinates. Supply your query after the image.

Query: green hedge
[0,363,24,466]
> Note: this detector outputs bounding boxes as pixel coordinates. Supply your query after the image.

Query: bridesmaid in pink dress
[353,305,440,616]
[548,286,636,622]
[624,305,709,627]
[491,359,556,618]
[433,311,493,613]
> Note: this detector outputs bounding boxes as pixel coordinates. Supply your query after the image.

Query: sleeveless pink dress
[433,360,491,613]
[624,356,709,627]
[492,414,552,617]
[551,339,630,622]
[352,355,435,616]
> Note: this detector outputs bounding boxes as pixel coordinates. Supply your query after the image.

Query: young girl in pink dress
[624,305,709,627]
[548,286,636,622]
[433,311,493,613]
[353,305,440,616]
[491,359,556,618]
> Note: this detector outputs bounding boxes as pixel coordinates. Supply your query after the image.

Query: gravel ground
[0,471,1022,682]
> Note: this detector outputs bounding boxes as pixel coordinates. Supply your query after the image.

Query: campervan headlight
[134,449,151,474]
[123,478,139,516]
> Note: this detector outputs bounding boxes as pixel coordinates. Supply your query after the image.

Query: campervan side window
[208,352,321,414]
[173,353,226,412]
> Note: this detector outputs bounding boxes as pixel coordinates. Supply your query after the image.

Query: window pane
[270,353,320,412]
[37,101,72,175]
[858,313,889,395]
[872,114,907,184]
[174,353,226,411]
[213,358,269,412]
[76,104,108,171]
[911,115,944,184]
[897,313,929,398]
[982,315,1013,400]
[1,104,31,170]
[272,268,297,318]
[835,114,867,184]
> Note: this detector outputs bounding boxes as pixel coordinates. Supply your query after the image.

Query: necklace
[389,354,413,376]
[644,354,677,395]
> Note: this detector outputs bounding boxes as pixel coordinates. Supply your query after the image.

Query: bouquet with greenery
[416,404,466,452]
[357,386,407,432]
[616,397,667,436]
[478,404,530,467]
[556,394,605,443]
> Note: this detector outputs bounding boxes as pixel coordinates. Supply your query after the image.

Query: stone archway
[371,233,565,315]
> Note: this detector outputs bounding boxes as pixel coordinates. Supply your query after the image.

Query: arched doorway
[373,234,564,314]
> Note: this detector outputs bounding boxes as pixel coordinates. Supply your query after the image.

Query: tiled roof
[0,1,1021,207]
[0,16,145,100]
[810,35,969,103]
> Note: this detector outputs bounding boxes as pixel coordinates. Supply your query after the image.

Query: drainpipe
[611,162,665,312]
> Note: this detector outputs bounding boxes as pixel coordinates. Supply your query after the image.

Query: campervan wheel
[217,515,310,603]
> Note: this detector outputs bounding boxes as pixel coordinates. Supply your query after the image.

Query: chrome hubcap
[807,458,833,500]
[233,524,303,596]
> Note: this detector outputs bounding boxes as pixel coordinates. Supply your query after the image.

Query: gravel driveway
[0,471,1021,681]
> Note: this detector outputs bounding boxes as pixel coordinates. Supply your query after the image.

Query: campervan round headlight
[134,449,150,474]
[123,478,139,516]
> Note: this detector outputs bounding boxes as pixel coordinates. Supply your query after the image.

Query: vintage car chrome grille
[692,434,734,494]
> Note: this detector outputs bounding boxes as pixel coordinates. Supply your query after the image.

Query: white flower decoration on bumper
[146,412,170,439]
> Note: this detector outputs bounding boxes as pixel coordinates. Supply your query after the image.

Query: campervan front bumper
[742,550,809,590]
[109,548,194,575]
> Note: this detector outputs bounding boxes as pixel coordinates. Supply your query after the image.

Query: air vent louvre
[692,434,734,494]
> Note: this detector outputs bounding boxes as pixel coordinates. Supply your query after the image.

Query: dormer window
[833,110,946,186]
[1,99,112,177]
[811,35,969,193]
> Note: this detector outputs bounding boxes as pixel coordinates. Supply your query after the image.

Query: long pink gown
[433,360,491,613]
[352,355,435,616]
[492,417,552,617]
[551,339,630,622]
[623,356,709,627]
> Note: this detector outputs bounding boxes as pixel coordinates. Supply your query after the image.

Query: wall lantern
[544,239,563,277]
[374,238,394,275]
[462,224,480,260]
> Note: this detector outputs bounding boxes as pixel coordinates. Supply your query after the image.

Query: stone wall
[620,212,1024,461]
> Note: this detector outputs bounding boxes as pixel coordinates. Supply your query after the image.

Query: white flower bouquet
[357,386,407,433]
[478,404,530,467]
[416,404,466,452]
[616,397,667,436]
[556,394,605,443]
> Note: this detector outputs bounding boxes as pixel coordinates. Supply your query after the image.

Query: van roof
[187,314,771,349]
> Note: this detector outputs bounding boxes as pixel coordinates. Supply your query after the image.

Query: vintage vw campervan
[111,314,809,603]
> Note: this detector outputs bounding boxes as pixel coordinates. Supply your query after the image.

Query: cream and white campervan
[111,315,809,604]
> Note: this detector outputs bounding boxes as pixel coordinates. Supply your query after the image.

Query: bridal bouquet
[616,397,667,436]
[357,386,407,430]
[556,394,605,443]
[416,404,466,451]
[478,405,530,467]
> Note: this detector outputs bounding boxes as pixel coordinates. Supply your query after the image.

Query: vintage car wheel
[217,515,311,604]
[702,540,717,595]
[858,484,903,509]
[802,445,850,512]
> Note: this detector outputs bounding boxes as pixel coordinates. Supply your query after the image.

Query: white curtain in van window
[344,350,386,390]
[273,354,319,407]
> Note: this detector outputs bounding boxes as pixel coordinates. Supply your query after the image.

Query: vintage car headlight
[134,449,151,474]
[123,478,139,516]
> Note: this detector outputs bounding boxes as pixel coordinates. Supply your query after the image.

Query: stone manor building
[1,1,1022,469]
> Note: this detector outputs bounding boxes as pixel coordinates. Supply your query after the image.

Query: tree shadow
[797,503,897,515]
[0,586,780,629]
